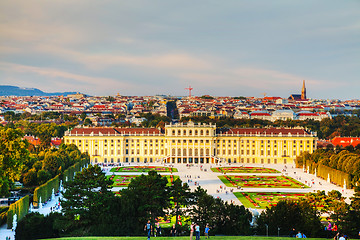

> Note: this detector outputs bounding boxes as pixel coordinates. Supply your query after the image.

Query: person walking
[155,222,161,237]
[189,222,194,240]
[195,223,200,240]
[204,224,210,239]
[144,220,152,240]
[170,224,177,237]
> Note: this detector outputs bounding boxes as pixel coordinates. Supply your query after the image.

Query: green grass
[44,236,326,240]
[211,167,280,174]
[218,175,308,188]
[110,166,178,172]
[234,192,306,208]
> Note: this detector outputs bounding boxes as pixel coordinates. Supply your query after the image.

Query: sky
[0,1,359,99]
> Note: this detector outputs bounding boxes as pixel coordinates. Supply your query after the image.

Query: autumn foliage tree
[0,128,29,196]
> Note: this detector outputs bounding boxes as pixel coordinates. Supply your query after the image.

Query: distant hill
[0,85,78,96]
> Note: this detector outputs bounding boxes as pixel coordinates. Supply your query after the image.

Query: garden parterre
[211,166,280,174]
[108,174,179,188]
[234,192,306,208]
[110,166,178,172]
[218,175,308,188]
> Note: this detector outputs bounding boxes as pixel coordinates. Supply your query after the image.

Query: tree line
[16,165,360,239]
[16,167,252,239]
[296,148,360,188]
[0,125,88,197]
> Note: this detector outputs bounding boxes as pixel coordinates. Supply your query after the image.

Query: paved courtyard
[0,162,354,239]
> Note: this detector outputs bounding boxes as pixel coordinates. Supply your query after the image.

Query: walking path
[0,191,62,240]
[0,162,354,239]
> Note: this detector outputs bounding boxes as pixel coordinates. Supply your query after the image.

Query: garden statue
[12,214,17,231]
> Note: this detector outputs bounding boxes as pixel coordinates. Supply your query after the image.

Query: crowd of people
[144,221,211,240]
[289,224,351,239]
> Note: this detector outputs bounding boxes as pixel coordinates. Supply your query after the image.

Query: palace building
[64,122,317,165]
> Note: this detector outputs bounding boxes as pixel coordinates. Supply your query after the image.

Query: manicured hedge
[317,164,351,189]
[33,158,89,208]
[303,159,351,189]
[7,195,29,229]
[33,175,60,208]
[62,158,89,182]
[0,211,7,226]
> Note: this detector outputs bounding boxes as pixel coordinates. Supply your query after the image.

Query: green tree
[0,128,29,196]
[191,187,215,228]
[191,187,251,235]
[84,118,92,126]
[80,112,87,121]
[121,170,170,224]
[15,212,62,240]
[257,200,323,237]
[61,165,114,230]
[169,178,192,228]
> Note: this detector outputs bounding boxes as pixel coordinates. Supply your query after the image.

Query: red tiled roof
[298,113,319,116]
[51,138,62,146]
[69,127,161,135]
[331,137,360,147]
[69,127,119,135]
[251,112,271,116]
[24,136,41,146]
[222,128,310,136]
[224,128,266,135]
[263,128,309,135]
[115,128,161,135]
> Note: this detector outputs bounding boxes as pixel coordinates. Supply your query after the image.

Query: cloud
[32,44,214,71]
[0,62,136,95]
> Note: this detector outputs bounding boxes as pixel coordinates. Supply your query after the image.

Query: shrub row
[62,157,89,182]
[317,163,351,189]
[7,195,29,229]
[0,211,7,226]
[303,159,351,189]
[33,175,60,208]
[33,158,89,208]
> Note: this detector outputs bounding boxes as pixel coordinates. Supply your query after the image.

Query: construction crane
[185,86,193,97]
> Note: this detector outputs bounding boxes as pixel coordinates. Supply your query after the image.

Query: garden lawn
[218,175,308,188]
[212,167,280,174]
[110,166,178,172]
[108,175,179,188]
[44,236,326,240]
[234,192,306,208]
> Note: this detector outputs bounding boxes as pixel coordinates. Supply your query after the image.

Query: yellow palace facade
[64,122,317,165]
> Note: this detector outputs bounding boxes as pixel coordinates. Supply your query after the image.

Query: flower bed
[234,192,306,208]
[218,175,308,188]
[211,167,280,174]
[108,174,179,188]
[110,166,178,172]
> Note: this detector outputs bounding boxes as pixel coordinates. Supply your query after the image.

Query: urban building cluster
[0,84,360,126]
[177,81,360,121]
[0,94,168,126]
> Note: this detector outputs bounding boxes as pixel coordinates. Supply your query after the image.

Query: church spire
[301,80,306,100]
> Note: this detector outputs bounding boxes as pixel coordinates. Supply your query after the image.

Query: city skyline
[1,1,359,99]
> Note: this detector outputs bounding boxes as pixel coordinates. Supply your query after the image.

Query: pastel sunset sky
[1,1,359,99]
